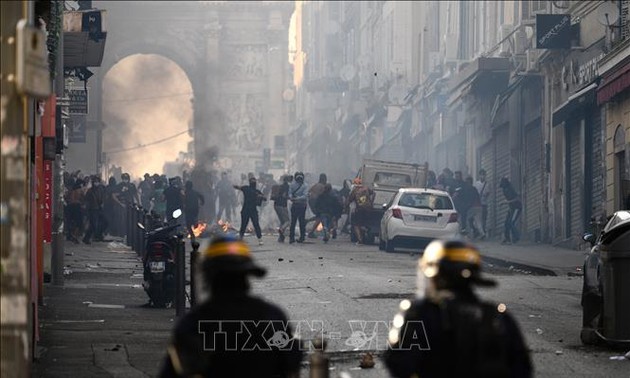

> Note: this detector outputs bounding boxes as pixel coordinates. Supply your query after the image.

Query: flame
[217,219,231,233]
[191,222,208,238]
[316,223,324,232]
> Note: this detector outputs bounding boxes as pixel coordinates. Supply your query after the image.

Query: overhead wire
[104,129,192,155]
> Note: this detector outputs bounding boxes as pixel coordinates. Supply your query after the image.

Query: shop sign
[536,14,572,49]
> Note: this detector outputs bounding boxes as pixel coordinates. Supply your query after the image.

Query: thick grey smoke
[102,54,193,178]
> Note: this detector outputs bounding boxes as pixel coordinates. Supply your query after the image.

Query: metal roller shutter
[590,112,604,218]
[480,142,495,237]
[494,125,510,239]
[524,121,543,238]
[567,122,583,238]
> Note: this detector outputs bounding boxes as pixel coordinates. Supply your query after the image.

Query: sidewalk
[475,239,588,276]
[33,239,175,378]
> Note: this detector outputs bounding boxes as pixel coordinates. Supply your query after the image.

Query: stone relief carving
[224,45,267,79]
[220,93,265,151]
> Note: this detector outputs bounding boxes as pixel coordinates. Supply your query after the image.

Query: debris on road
[555,350,563,355]
[609,355,626,361]
[359,352,375,368]
[528,314,542,318]
[278,258,284,262]
[536,328,544,335]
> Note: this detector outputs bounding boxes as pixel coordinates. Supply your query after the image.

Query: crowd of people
[62,165,522,247]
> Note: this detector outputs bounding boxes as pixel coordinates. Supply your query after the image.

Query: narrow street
[33,234,629,377]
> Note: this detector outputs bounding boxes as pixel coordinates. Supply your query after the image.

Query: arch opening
[102,53,193,179]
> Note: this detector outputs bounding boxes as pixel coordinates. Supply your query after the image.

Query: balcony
[63,9,107,68]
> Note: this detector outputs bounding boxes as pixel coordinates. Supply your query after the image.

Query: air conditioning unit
[526,49,539,72]
[444,33,459,60]
[428,51,441,73]
[514,29,528,55]
[499,24,514,54]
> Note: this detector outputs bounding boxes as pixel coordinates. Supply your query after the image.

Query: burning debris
[190,220,237,239]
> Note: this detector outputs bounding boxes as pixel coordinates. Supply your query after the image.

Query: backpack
[270,184,282,202]
[355,186,372,209]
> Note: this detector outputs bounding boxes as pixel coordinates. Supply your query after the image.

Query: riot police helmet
[419,239,496,291]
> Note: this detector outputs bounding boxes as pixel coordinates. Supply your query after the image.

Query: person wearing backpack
[271,175,291,243]
[346,178,374,245]
[384,239,532,378]
[288,172,308,244]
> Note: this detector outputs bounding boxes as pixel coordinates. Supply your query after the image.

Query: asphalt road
[33,234,629,377]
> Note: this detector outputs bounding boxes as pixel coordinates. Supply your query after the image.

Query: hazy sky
[102,54,193,178]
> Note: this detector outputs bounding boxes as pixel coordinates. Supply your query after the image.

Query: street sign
[67,88,88,114]
[67,115,86,143]
[15,20,51,98]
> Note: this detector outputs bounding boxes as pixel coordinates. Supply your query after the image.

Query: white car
[379,188,460,252]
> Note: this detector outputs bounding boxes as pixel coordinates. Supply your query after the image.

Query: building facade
[293,0,630,245]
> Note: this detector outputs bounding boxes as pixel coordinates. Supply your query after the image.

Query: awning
[597,61,630,105]
[552,83,597,127]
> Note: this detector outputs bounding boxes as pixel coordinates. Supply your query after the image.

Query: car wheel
[385,239,395,253]
[379,239,385,250]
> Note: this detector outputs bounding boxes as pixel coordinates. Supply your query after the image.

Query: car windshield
[397,192,453,210]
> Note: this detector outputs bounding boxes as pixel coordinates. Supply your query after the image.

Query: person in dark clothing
[164,178,184,221]
[314,184,339,242]
[216,172,235,221]
[234,177,265,245]
[307,173,328,238]
[338,179,352,235]
[65,180,85,243]
[159,235,302,378]
[499,177,522,245]
[83,176,106,244]
[104,177,118,236]
[273,175,291,243]
[139,173,154,209]
[288,172,308,244]
[184,181,205,241]
[384,239,532,378]
[114,172,139,206]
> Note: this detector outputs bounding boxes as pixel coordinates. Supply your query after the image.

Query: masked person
[288,172,308,244]
[184,180,205,242]
[164,178,184,221]
[499,177,522,245]
[384,239,532,378]
[83,176,106,244]
[272,175,291,243]
[234,177,265,245]
[159,235,303,377]
[347,178,374,245]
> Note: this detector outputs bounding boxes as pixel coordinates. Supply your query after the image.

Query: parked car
[581,210,630,345]
[379,188,460,252]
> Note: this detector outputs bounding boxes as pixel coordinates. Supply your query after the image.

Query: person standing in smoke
[234,176,265,245]
[184,180,205,241]
[216,172,234,221]
[307,173,328,238]
[164,178,184,221]
[499,177,522,245]
[83,176,106,244]
[271,175,291,243]
[139,173,154,209]
[288,172,308,244]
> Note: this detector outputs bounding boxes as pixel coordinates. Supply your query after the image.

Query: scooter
[137,209,184,308]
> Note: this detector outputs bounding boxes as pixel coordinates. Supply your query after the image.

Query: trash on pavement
[528,314,542,318]
[555,350,563,355]
[536,328,544,335]
[609,355,626,361]
[278,258,284,262]
[359,352,375,368]
[86,263,99,269]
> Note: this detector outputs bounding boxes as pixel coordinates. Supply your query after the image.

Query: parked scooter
[137,209,184,308]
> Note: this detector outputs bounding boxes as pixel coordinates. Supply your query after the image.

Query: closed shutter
[524,121,543,238]
[590,111,604,218]
[567,122,583,238]
[480,142,495,236]
[494,125,510,239]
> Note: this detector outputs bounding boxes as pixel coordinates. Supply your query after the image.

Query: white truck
[354,159,429,243]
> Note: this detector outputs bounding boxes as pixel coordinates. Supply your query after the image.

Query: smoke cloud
[102,53,193,179]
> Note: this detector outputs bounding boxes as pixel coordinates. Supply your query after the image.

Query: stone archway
[92,0,294,175]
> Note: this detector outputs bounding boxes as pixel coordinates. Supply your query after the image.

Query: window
[398,193,454,210]
[274,135,286,150]
[374,172,412,186]
[622,0,629,41]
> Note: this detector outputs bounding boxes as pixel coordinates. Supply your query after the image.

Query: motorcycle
[137,209,184,308]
